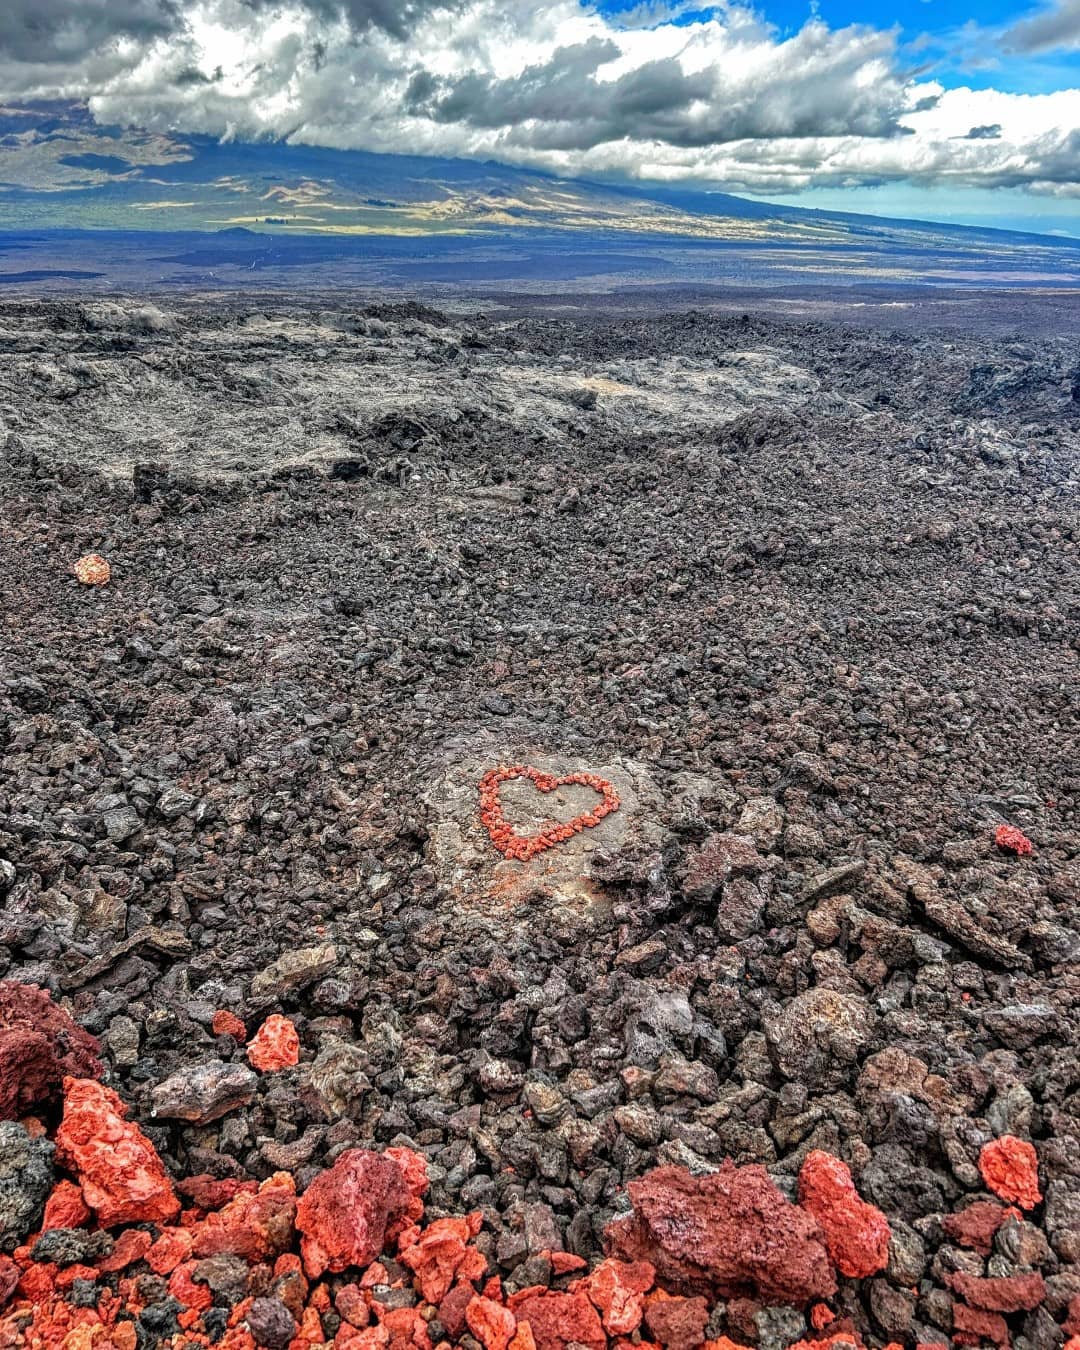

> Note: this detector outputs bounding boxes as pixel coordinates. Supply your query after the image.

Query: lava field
[0,296,1077,1350]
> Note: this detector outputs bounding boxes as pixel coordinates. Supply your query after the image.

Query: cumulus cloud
[1,0,1079,197]
[0,0,178,63]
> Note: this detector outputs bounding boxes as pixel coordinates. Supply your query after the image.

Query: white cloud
[2,0,1079,196]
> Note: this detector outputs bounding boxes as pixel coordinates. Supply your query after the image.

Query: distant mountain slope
[2,100,1079,268]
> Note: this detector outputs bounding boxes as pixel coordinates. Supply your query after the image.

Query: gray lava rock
[32,1228,113,1267]
[151,1060,258,1124]
[765,986,875,1088]
[249,944,338,1003]
[624,987,694,1069]
[0,1121,54,1252]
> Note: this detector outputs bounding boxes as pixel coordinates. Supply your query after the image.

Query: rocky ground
[0,295,1078,1350]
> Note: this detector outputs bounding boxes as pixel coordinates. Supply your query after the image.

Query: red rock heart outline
[478,764,620,862]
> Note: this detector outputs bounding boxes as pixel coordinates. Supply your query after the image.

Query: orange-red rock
[55,1077,179,1227]
[0,982,102,1120]
[994,825,1033,856]
[73,554,111,586]
[577,1258,655,1335]
[979,1137,1042,1210]
[605,1162,837,1305]
[148,1227,195,1276]
[798,1151,891,1279]
[192,1172,297,1263]
[398,1214,484,1303]
[96,1227,153,1272]
[466,1295,517,1350]
[42,1179,92,1231]
[507,1288,606,1350]
[296,1149,413,1278]
[212,1010,247,1041]
[247,1015,300,1072]
[170,1260,214,1312]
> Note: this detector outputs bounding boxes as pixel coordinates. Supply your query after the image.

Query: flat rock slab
[425,735,664,929]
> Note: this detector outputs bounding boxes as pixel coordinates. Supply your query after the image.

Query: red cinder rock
[191,1172,297,1262]
[374,1304,434,1350]
[605,1162,837,1305]
[642,1293,710,1350]
[507,1288,606,1350]
[942,1202,1008,1256]
[467,1295,517,1350]
[399,1213,484,1303]
[247,1015,300,1073]
[952,1304,1010,1347]
[979,1137,1042,1211]
[212,1010,247,1041]
[995,825,1033,857]
[798,1151,891,1279]
[0,1256,18,1309]
[295,1149,412,1278]
[440,1281,478,1338]
[0,982,102,1119]
[42,1180,91,1232]
[576,1258,655,1335]
[177,1174,260,1211]
[55,1077,178,1227]
[946,1272,1046,1313]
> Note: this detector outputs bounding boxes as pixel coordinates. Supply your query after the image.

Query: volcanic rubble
[0,297,1077,1350]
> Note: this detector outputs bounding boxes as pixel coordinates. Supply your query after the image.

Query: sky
[0,0,1079,233]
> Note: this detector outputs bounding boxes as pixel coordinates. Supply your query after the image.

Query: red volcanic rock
[507,1288,606,1350]
[478,765,620,862]
[439,1281,478,1338]
[0,982,102,1119]
[0,1256,18,1309]
[247,1015,300,1073]
[295,1148,413,1278]
[467,1294,518,1350]
[946,1272,1046,1313]
[191,1172,297,1262]
[642,1293,710,1350]
[399,1213,485,1302]
[96,1227,152,1272]
[41,1180,91,1232]
[177,1174,259,1211]
[995,824,1033,856]
[979,1137,1042,1210]
[604,1162,837,1305]
[942,1202,1008,1256]
[577,1258,656,1335]
[952,1304,1010,1347]
[212,1010,247,1041]
[798,1151,891,1279]
[1064,1296,1080,1337]
[55,1077,179,1228]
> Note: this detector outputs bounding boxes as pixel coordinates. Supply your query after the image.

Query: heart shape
[478,764,620,862]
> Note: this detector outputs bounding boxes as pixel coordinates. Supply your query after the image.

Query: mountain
[1,101,1079,293]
